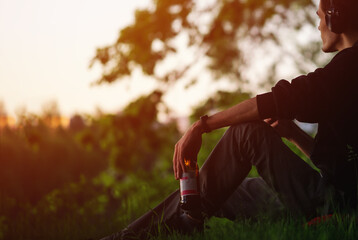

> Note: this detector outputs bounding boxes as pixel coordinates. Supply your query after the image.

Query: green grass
[153,214,358,240]
[3,210,358,240]
[4,173,355,240]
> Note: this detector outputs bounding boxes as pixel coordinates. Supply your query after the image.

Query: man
[101,0,358,239]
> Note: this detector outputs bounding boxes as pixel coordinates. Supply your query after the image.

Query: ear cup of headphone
[325,14,334,32]
[325,5,344,34]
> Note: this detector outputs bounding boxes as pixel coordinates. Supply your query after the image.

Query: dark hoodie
[257,42,358,205]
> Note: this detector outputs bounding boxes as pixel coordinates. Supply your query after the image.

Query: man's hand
[173,121,203,180]
[264,118,297,140]
[172,97,260,179]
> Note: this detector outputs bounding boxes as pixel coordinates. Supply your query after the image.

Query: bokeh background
[0,0,332,239]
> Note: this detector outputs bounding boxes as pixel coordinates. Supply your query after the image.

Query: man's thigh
[200,121,326,218]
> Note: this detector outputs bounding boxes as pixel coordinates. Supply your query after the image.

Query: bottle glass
[180,158,201,211]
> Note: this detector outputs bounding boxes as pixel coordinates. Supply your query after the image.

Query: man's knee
[223,121,281,160]
[227,121,274,139]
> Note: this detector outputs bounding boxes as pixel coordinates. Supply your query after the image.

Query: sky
[0,0,322,121]
[0,0,198,119]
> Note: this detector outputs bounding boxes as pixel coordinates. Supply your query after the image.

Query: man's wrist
[192,120,205,135]
[200,115,211,133]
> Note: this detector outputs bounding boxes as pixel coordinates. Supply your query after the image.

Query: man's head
[317,0,358,52]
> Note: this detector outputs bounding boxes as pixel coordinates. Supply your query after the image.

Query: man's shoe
[176,211,204,234]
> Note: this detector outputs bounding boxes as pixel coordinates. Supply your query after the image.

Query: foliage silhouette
[0,93,180,239]
[90,0,324,95]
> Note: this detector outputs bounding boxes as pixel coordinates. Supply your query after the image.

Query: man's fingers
[177,154,182,180]
[264,118,272,123]
[264,118,275,125]
[264,118,280,127]
[173,144,179,179]
[177,146,184,179]
[271,121,279,128]
[176,155,181,180]
[179,155,185,177]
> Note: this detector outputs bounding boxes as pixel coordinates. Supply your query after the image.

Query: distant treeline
[0,91,183,239]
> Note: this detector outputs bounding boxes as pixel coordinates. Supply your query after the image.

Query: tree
[88,91,180,173]
[90,0,327,100]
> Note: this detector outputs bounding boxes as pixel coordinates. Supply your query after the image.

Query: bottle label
[180,170,199,196]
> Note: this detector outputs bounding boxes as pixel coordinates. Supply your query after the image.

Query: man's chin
[322,45,338,53]
[321,38,341,53]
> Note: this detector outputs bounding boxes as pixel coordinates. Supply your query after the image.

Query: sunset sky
[0,0,204,119]
[0,0,321,121]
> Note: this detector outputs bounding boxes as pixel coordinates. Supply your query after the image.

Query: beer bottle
[180,158,201,212]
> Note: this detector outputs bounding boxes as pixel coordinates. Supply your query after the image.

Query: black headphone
[325,0,344,34]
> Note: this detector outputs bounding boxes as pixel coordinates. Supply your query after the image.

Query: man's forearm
[196,96,314,158]
[197,97,260,133]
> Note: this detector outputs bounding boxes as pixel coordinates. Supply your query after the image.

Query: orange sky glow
[0,0,321,123]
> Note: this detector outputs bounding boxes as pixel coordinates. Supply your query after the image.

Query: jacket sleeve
[256,47,358,122]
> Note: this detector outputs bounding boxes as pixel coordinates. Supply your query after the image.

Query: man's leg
[213,177,285,220]
[100,190,182,240]
[199,121,325,218]
[100,121,326,239]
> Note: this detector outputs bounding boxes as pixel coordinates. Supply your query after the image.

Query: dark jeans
[101,121,328,240]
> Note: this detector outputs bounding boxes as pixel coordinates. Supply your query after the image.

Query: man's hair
[321,0,358,31]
